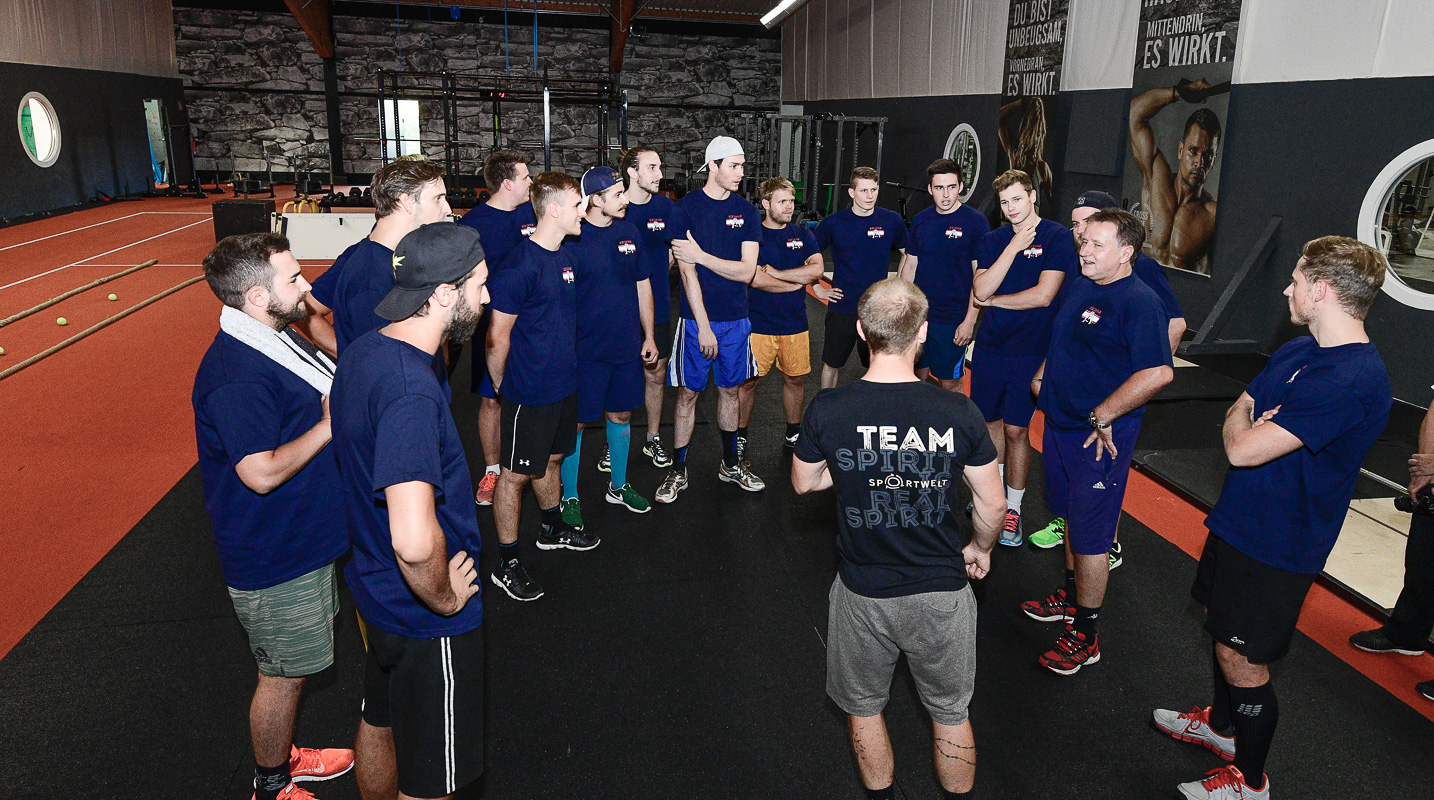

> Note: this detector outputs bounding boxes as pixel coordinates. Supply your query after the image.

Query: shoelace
[477,473,497,489]
[1200,767,1247,792]
[649,439,669,458]
[1041,589,1068,611]
[1055,629,1090,656]
[291,748,320,773]
[1003,512,1020,533]
[1179,706,1209,725]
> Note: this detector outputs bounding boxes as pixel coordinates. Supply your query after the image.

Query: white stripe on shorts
[441,636,455,793]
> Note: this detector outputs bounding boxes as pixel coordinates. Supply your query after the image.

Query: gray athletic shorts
[228,562,339,678]
[826,577,977,726]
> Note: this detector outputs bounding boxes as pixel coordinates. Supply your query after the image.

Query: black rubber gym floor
[2,294,1431,799]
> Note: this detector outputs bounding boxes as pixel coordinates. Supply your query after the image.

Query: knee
[606,411,631,424]
[677,388,699,406]
[1003,423,1028,443]
[784,374,805,390]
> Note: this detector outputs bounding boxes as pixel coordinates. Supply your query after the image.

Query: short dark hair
[1083,208,1145,255]
[849,166,879,188]
[202,232,291,309]
[858,278,928,355]
[407,267,473,319]
[927,158,964,187]
[1299,236,1386,320]
[530,171,581,219]
[619,145,657,188]
[372,157,446,219]
[483,149,528,193]
[1183,108,1222,146]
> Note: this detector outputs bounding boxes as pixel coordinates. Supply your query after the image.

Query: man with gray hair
[792,278,1005,800]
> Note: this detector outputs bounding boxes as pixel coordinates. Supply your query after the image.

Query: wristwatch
[1088,411,1110,430]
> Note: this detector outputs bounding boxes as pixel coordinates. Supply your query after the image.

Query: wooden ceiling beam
[283,0,335,58]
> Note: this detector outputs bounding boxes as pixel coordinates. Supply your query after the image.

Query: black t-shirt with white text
[795,380,997,598]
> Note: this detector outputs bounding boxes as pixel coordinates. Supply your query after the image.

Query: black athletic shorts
[1192,532,1317,664]
[822,308,869,370]
[361,620,485,798]
[654,317,673,361]
[500,392,578,475]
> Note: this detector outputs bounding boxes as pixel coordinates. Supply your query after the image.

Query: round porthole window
[943,123,980,203]
[1359,139,1434,310]
[18,92,61,168]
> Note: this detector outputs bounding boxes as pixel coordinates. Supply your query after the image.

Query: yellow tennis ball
[57,317,68,326]
[108,293,118,301]
[0,346,5,355]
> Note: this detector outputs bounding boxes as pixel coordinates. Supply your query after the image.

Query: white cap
[704,135,744,166]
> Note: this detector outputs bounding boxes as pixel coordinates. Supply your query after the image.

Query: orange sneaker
[253,782,319,800]
[474,471,498,506]
[289,745,354,782]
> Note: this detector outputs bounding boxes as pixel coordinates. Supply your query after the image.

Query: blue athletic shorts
[968,349,1043,426]
[916,323,966,381]
[1042,418,1140,555]
[577,359,644,422]
[668,317,758,391]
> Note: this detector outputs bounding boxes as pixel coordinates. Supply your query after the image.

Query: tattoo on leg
[934,736,976,766]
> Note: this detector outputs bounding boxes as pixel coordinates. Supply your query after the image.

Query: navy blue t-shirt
[816,207,910,315]
[193,330,348,592]
[1205,337,1392,574]
[748,223,820,336]
[908,204,990,325]
[973,218,1078,356]
[1039,274,1173,431]
[331,330,484,638]
[795,380,998,598]
[457,201,537,271]
[625,193,679,325]
[568,218,646,363]
[675,189,760,323]
[1132,253,1183,322]
[488,238,578,406]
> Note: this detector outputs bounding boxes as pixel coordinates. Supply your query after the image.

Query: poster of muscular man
[1122,0,1243,276]
[997,0,1068,219]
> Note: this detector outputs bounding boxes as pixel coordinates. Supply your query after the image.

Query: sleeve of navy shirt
[815,217,834,251]
[800,228,821,261]
[1264,377,1363,455]
[308,263,341,309]
[975,228,1000,270]
[1134,254,1183,319]
[665,206,690,243]
[743,203,762,243]
[1126,290,1176,373]
[206,381,283,469]
[1044,224,1079,278]
[906,218,924,258]
[891,213,911,251]
[487,254,530,316]
[794,391,828,464]
[371,394,447,499]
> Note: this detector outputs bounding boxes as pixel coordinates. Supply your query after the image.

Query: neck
[380,316,445,355]
[762,217,787,230]
[703,180,729,201]
[530,218,567,250]
[852,204,875,217]
[626,184,653,204]
[487,192,522,212]
[241,305,284,331]
[935,201,961,215]
[1308,311,1369,348]
[862,351,919,383]
[584,210,612,228]
[1013,213,1041,228]
[1094,263,1134,286]
[370,214,415,250]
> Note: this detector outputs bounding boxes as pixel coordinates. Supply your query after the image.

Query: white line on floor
[0,219,212,292]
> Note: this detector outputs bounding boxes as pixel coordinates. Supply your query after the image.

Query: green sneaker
[1029,517,1066,549]
[560,497,584,531]
[605,483,651,514]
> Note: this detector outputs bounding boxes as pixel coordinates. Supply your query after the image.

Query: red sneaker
[1021,587,1075,623]
[252,782,318,800]
[1039,626,1100,675]
[289,745,354,782]
[474,472,498,506]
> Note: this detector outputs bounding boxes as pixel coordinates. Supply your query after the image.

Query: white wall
[0,0,176,78]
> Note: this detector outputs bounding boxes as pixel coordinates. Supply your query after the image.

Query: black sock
[675,444,689,465]
[1209,646,1234,734]
[498,541,519,568]
[540,505,562,530]
[720,429,739,467]
[254,761,291,800]
[941,790,972,800]
[737,425,748,441]
[1062,568,1076,599]
[1229,681,1277,785]
[863,785,894,800]
[1072,604,1100,636]
[786,422,801,437]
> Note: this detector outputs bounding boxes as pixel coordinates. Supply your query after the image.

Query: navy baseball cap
[582,166,620,196]
[1072,190,1120,212]
[374,222,486,321]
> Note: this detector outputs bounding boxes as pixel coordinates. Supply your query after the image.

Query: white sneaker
[1177,766,1268,800]
[718,460,765,492]
[1153,706,1235,761]
[654,468,688,504]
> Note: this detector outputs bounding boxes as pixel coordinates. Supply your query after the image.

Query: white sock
[998,463,1005,482]
[1007,486,1025,513]
[485,463,500,476]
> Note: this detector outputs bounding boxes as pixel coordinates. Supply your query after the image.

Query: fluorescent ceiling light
[761,0,807,28]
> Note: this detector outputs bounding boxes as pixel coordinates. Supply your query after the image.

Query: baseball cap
[374,222,486,321]
[581,166,620,196]
[1072,190,1119,212]
[704,135,744,166]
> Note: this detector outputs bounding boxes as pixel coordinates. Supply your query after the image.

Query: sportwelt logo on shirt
[1081,306,1102,325]
[646,219,666,232]
[618,240,636,255]
[945,227,964,239]
[562,265,575,283]
[520,223,536,237]
[725,215,745,228]
[786,236,805,250]
[867,227,886,239]
[1023,245,1044,257]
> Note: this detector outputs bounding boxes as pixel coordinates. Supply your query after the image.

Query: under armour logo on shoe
[1092,481,1107,489]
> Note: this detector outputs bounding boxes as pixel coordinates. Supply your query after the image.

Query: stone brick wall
[174,8,781,179]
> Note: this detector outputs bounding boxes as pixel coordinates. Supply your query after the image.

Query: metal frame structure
[723,112,886,218]
[376,69,627,183]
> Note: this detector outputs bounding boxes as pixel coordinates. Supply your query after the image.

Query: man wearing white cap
[657,136,765,502]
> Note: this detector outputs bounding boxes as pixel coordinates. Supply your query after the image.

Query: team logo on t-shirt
[520,223,536,237]
[786,237,804,250]
[867,227,886,239]
[618,240,636,255]
[945,227,963,239]
[725,215,745,229]
[647,219,666,232]
[1023,245,1044,257]
[562,266,575,284]
[1081,306,1102,325]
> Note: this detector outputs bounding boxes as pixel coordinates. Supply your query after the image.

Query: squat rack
[376,69,627,183]
[726,112,886,219]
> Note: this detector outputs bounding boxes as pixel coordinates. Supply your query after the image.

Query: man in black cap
[330,222,489,800]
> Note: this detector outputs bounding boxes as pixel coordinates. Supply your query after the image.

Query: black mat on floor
[3,294,1432,799]
[1153,365,1247,402]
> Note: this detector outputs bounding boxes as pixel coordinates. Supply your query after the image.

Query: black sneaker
[1108,541,1123,570]
[1418,680,1434,702]
[1349,628,1426,656]
[643,436,673,468]
[537,522,600,551]
[491,562,544,601]
[783,430,799,448]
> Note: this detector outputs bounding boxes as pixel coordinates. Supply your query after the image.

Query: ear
[856,319,866,342]
[917,321,929,344]
[848,186,856,198]
[243,283,268,311]
[433,282,460,311]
